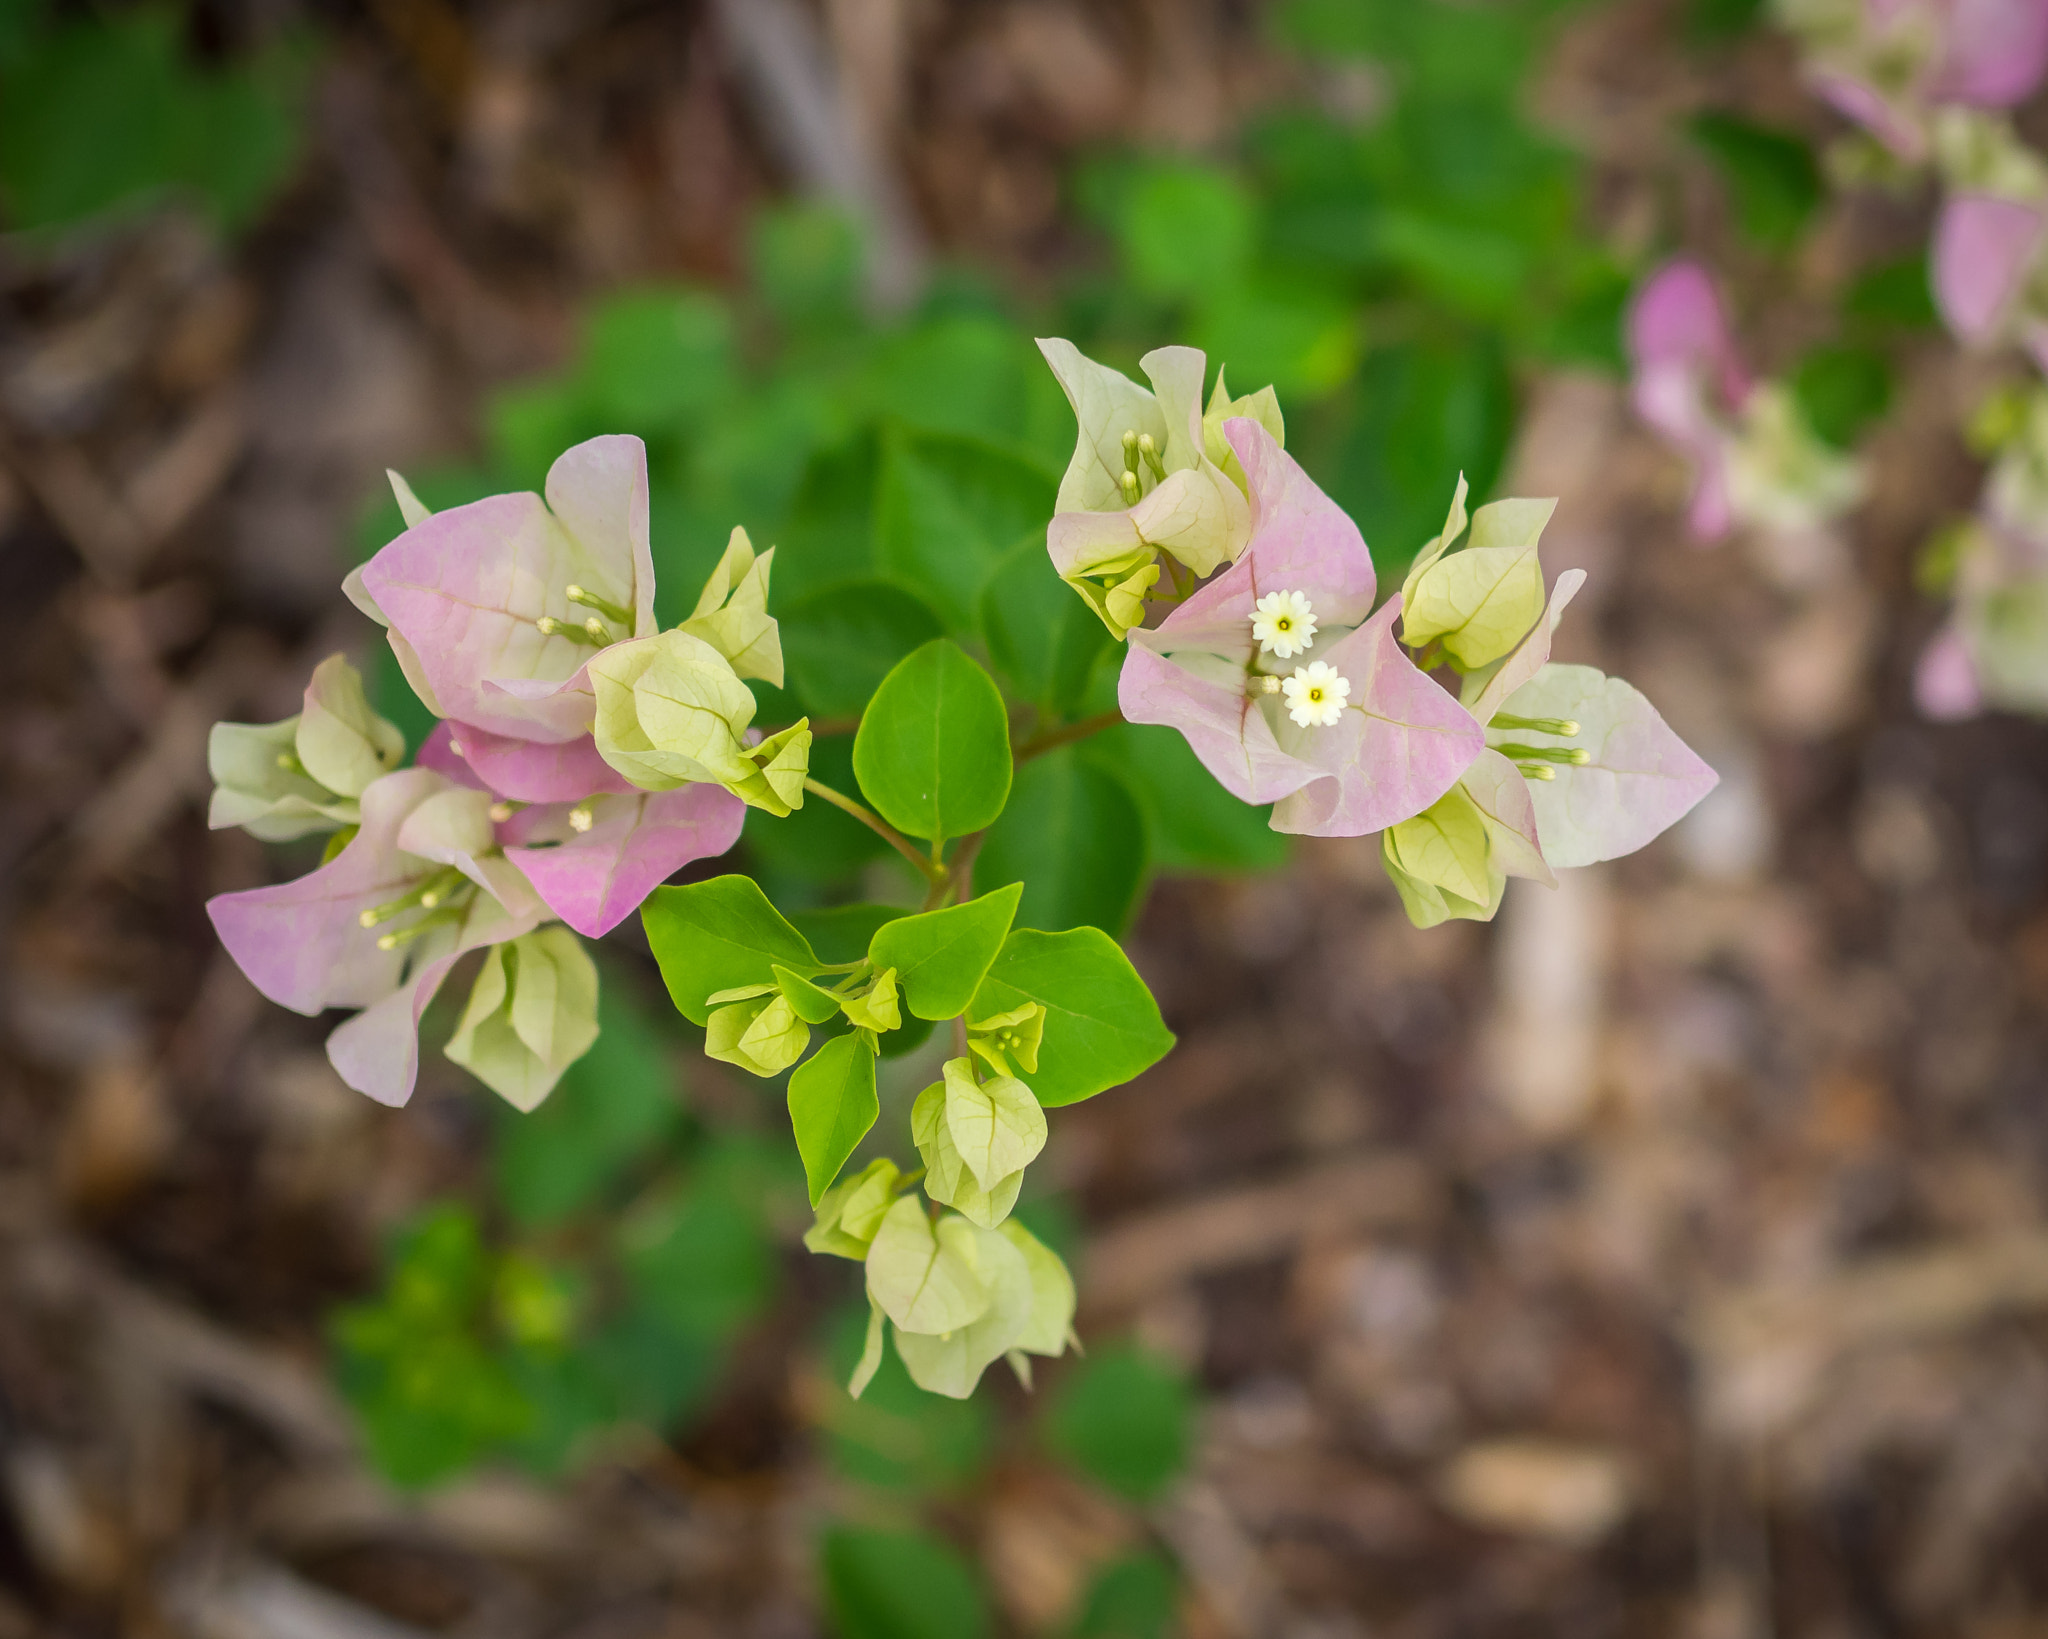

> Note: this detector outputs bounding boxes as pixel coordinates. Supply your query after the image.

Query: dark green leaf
[979,536,1112,714]
[775,429,884,602]
[819,1526,991,1639]
[1689,113,1820,251]
[493,973,681,1229]
[968,928,1174,1107]
[1088,724,1288,875]
[787,1033,880,1204]
[782,579,945,719]
[1845,254,1939,333]
[1793,343,1892,449]
[852,639,1013,843]
[1046,1344,1193,1503]
[1071,1552,1180,1639]
[976,750,1148,934]
[874,431,1056,631]
[642,876,819,1025]
[1687,0,1767,43]
[787,903,911,963]
[869,884,1023,1021]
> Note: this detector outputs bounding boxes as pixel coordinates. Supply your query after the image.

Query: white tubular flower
[1282,661,1350,727]
[1252,588,1319,659]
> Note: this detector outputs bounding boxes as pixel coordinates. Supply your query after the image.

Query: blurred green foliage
[332,967,798,1488]
[0,0,311,237]
[1688,112,1822,250]
[1046,1344,1196,1504]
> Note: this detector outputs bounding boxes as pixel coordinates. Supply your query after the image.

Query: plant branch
[801,778,941,883]
[1015,708,1124,764]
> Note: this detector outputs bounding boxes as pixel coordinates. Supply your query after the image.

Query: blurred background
[4,0,2048,1635]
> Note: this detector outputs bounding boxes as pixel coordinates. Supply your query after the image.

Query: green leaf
[874,430,1056,631]
[642,876,819,1026]
[853,640,1014,844]
[820,1301,994,1493]
[492,971,681,1229]
[781,579,945,719]
[865,1197,990,1335]
[752,201,862,328]
[787,903,910,963]
[968,929,1174,1108]
[976,749,1148,934]
[1687,0,1766,43]
[1046,1343,1193,1503]
[1083,724,1287,874]
[787,1033,880,1206]
[1111,159,1256,300]
[1844,254,1938,333]
[818,1526,991,1639]
[979,535,1112,714]
[1792,343,1891,450]
[579,288,733,425]
[1070,1552,1179,1639]
[869,884,1022,1021]
[1688,113,1820,251]
[774,963,847,1025]
[621,1156,780,1341]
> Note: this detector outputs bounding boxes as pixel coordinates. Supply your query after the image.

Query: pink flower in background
[1932,193,2048,366]
[1626,260,1752,542]
[1119,419,1483,835]
[1794,0,2048,160]
[1915,621,1987,717]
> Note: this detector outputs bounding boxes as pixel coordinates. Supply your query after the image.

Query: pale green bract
[865,1195,990,1335]
[806,1158,909,1260]
[704,992,809,1076]
[892,1220,1035,1399]
[1400,496,1555,672]
[206,654,404,841]
[443,926,601,1112]
[676,526,784,687]
[1382,784,1496,912]
[912,1078,1024,1229]
[940,1057,1047,1192]
[589,628,811,816]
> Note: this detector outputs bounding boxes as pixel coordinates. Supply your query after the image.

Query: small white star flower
[1282,661,1350,727]
[1252,589,1318,659]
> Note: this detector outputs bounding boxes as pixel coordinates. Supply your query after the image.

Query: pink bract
[500,785,747,938]
[1933,193,2046,344]
[358,436,658,745]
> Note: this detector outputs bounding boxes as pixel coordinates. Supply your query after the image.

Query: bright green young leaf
[968,929,1174,1108]
[852,639,1013,843]
[642,876,819,1025]
[980,535,1113,714]
[841,966,901,1034]
[874,430,1058,631]
[976,749,1148,934]
[787,1032,880,1206]
[893,1221,1034,1398]
[774,964,846,1025]
[999,1218,1077,1359]
[787,903,909,963]
[941,1057,1047,1191]
[865,1195,990,1335]
[818,1526,991,1639]
[912,1079,1024,1229]
[1046,1343,1193,1503]
[781,580,945,718]
[868,883,1022,1021]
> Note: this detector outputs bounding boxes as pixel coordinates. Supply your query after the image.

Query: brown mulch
[4,3,2048,1636]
